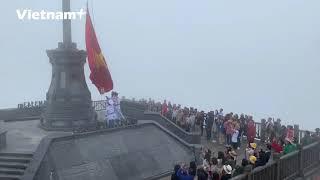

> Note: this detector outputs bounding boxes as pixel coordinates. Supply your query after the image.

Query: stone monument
[41,0,97,131]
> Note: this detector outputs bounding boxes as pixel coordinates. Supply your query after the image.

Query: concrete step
[0,168,24,175]
[0,173,21,180]
[4,116,40,122]
[0,162,28,170]
[0,153,33,158]
[0,157,31,164]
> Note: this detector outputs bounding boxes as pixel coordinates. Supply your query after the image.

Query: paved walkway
[0,120,69,153]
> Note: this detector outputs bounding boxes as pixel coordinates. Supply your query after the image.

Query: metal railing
[231,141,320,180]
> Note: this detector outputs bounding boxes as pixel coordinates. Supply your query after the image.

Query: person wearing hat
[249,155,257,167]
[221,164,232,180]
[284,137,297,154]
[245,143,256,160]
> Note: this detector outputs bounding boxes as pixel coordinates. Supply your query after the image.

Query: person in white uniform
[105,97,117,128]
[111,91,125,126]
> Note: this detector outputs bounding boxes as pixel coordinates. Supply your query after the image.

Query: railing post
[247,173,252,180]
[297,144,304,177]
[294,124,300,143]
[317,142,320,165]
[260,119,266,143]
[274,153,281,180]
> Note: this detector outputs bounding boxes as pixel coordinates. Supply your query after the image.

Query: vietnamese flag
[85,9,113,94]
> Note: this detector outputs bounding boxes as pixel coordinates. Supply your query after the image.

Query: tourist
[217,118,225,145]
[161,100,168,117]
[176,163,194,180]
[176,109,183,126]
[188,113,196,132]
[209,157,219,176]
[301,131,313,146]
[286,125,294,142]
[172,107,178,123]
[211,172,220,180]
[188,161,197,176]
[220,165,232,180]
[217,151,226,168]
[219,108,224,119]
[265,144,272,162]
[314,128,320,141]
[211,110,218,142]
[280,125,287,143]
[247,116,256,143]
[198,111,205,136]
[197,166,209,180]
[249,155,257,168]
[271,138,283,153]
[231,124,239,150]
[245,143,256,160]
[171,164,180,180]
[255,149,268,167]
[237,118,243,149]
[265,118,274,143]
[283,137,297,155]
[224,119,233,146]
[202,148,212,168]
[167,101,173,119]
[233,159,249,177]
[206,111,215,140]
[274,119,282,139]
[227,150,237,169]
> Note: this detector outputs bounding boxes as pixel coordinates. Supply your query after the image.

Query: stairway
[0,152,33,180]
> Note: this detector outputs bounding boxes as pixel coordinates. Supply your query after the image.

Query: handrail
[231,141,320,180]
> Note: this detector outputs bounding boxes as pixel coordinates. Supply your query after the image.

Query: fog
[0,0,319,130]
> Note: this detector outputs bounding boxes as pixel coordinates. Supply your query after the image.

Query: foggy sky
[0,0,319,130]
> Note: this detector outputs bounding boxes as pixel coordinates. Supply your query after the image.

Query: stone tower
[41,0,97,131]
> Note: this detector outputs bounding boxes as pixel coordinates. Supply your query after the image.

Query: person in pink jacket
[286,125,294,142]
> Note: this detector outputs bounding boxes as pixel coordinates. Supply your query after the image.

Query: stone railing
[142,112,201,144]
[17,101,46,109]
[231,141,320,180]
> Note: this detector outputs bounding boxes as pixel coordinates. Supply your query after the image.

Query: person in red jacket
[271,138,283,153]
[247,117,256,143]
[161,100,168,116]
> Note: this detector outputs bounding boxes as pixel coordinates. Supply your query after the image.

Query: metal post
[274,153,281,180]
[62,0,72,45]
[298,144,304,177]
[261,119,266,143]
[294,124,300,143]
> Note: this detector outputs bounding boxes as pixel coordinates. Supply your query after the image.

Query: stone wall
[0,108,42,121]
[24,123,198,180]
[142,112,201,144]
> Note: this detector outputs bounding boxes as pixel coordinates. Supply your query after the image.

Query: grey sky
[0,0,319,130]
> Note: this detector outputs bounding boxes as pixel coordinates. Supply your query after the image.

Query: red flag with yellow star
[85,10,113,94]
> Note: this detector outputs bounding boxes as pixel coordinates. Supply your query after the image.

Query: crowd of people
[143,99,319,146]
[132,98,320,180]
[171,143,272,180]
